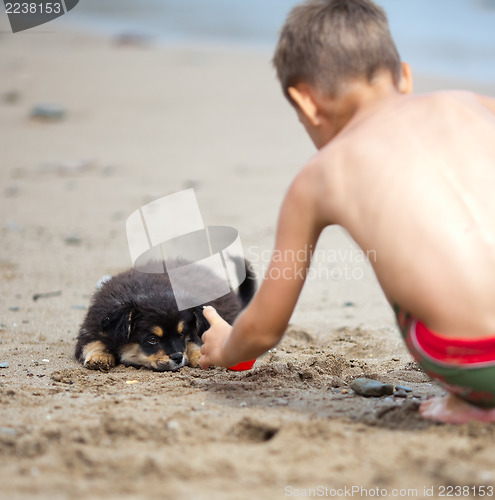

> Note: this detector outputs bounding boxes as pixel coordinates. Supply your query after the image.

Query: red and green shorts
[394,306,495,408]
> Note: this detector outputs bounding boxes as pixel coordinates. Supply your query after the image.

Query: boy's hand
[198,306,232,369]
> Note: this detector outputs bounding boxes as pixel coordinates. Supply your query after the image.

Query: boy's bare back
[314,90,495,337]
[199,0,495,423]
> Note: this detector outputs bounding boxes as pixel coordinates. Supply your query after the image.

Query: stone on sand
[350,378,394,397]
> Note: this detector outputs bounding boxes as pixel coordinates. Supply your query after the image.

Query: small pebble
[274,398,289,406]
[239,401,248,407]
[3,90,20,104]
[126,380,138,385]
[0,427,16,436]
[8,307,19,312]
[344,301,355,307]
[167,420,180,432]
[65,235,82,246]
[394,390,409,398]
[5,220,22,232]
[395,384,413,392]
[341,389,348,394]
[0,362,9,369]
[33,290,62,301]
[101,165,117,177]
[350,377,394,397]
[182,179,202,190]
[114,32,151,47]
[5,184,20,197]
[30,103,65,121]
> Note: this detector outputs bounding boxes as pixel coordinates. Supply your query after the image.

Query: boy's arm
[199,163,327,368]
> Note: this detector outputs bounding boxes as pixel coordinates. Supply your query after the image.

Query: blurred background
[67,0,495,84]
[1,0,494,332]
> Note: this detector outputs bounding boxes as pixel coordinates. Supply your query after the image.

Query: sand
[1,26,495,500]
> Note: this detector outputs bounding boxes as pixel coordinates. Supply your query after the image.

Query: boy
[199,0,495,424]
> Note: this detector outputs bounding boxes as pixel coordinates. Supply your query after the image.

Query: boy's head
[273,0,411,148]
[273,0,401,101]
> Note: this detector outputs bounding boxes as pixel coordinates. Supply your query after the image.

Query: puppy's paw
[84,353,115,372]
[186,342,202,368]
[82,341,115,372]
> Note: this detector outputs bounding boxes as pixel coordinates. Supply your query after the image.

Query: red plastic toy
[228,359,256,371]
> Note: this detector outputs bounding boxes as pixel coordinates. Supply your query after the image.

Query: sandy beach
[1,26,495,500]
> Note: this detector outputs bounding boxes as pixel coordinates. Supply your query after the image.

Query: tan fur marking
[119,343,142,364]
[151,326,164,337]
[148,350,172,364]
[83,340,115,372]
[177,321,184,335]
[186,342,201,368]
[120,343,172,369]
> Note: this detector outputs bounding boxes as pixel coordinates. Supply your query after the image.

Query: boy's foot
[420,394,495,424]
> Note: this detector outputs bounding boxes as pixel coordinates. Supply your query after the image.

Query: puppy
[75,260,256,372]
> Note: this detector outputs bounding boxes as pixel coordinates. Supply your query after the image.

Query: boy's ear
[399,62,413,94]
[288,84,321,126]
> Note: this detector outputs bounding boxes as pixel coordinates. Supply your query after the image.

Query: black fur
[75,260,256,372]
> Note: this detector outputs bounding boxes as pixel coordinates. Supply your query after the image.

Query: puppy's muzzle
[155,352,187,372]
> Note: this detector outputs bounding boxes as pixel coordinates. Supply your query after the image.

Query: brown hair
[273,0,401,101]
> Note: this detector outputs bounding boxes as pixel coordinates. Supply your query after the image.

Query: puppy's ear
[101,304,135,344]
[192,306,210,337]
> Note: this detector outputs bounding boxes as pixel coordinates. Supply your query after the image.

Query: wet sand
[1,28,495,500]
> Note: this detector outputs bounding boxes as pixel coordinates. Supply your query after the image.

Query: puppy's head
[102,304,208,371]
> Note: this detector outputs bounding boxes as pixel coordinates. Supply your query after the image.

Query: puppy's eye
[146,335,159,345]
[177,321,185,337]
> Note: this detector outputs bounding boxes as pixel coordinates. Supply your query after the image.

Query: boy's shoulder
[301,89,492,189]
[326,90,486,148]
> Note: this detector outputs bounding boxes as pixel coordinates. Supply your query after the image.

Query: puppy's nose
[170,353,183,364]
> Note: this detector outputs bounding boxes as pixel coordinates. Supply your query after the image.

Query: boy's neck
[290,71,407,149]
[319,75,401,146]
